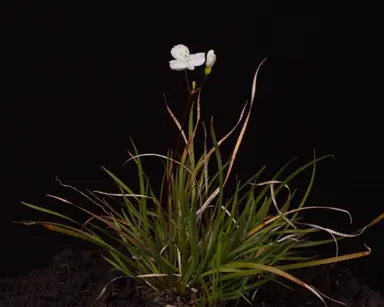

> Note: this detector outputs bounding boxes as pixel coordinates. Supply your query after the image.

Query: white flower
[206,50,216,68]
[169,44,206,71]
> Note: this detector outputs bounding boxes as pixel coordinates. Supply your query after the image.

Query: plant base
[1,249,383,307]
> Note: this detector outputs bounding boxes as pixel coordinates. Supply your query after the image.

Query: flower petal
[171,44,189,61]
[206,50,217,68]
[169,59,188,71]
[187,62,195,70]
[188,52,206,67]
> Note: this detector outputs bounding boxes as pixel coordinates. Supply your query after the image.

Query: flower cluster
[169,44,216,75]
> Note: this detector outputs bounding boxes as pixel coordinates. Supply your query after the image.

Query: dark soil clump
[1,248,383,307]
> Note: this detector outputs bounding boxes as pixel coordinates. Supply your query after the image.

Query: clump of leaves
[16,58,383,307]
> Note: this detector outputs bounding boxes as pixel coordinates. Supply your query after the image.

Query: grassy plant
[16,47,383,307]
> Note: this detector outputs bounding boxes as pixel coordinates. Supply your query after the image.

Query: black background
[2,6,383,294]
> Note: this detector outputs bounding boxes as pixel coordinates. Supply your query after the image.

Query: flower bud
[205,50,216,76]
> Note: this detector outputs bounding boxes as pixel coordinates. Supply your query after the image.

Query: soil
[1,248,383,307]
